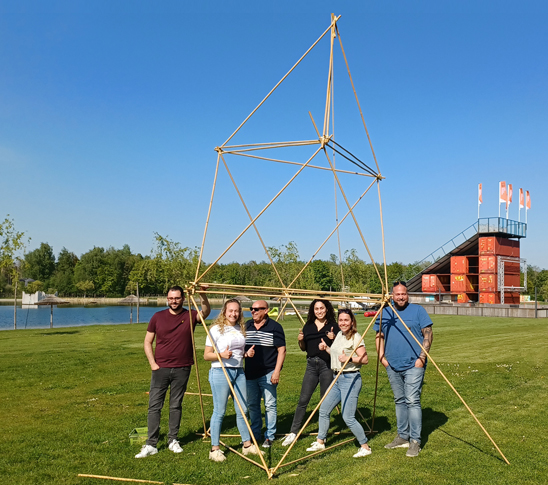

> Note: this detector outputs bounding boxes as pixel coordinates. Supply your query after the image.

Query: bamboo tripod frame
[180,12,508,481]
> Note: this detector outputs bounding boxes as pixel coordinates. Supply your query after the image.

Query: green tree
[52,248,78,296]
[0,215,28,297]
[23,242,56,287]
[75,280,94,298]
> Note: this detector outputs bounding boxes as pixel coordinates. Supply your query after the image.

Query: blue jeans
[290,357,333,434]
[318,372,367,445]
[147,366,191,447]
[209,367,251,446]
[386,365,425,443]
[246,370,277,441]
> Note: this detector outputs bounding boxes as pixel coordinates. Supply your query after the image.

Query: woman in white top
[204,299,262,462]
[306,308,372,458]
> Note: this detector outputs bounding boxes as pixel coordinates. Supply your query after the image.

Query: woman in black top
[282,299,339,446]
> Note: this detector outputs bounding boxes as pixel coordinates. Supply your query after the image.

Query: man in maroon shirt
[135,285,210,458]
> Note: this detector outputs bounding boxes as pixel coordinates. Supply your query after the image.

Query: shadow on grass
[422,407,448,447]
[436,427,507,463]
[40,330,80,335]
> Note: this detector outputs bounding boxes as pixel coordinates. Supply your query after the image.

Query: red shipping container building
[451,256,469,274]
[478,273,521,292]
[479,292,520,304]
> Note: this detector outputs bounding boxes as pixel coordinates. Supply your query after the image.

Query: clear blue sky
[1,0,547,271]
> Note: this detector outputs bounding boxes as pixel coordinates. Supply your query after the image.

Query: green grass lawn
[1,314,547,484]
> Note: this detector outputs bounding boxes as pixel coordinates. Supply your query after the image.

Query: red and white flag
[506,184,513,209]
[478,183,483,204]
[526,190,531,209]
[499,181,507,204]
[519,188,524,209]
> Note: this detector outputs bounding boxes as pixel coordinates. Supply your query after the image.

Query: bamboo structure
[176,12,508,481]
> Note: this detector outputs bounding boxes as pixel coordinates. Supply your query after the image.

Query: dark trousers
[290,356,333,434]
[146,366,191,447]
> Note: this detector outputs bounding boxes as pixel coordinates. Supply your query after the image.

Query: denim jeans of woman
[209,367,251,446]
[385,365,425,443]
[290,356,333,434]
[317,372,367,445]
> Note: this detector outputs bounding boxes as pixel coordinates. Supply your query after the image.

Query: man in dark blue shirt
[244,300,286,448]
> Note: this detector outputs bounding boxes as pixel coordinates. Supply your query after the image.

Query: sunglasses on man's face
[250,307,267,312]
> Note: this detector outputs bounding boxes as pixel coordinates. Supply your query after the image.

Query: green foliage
[75,280,94,297]
[23,242,56,286]
[25,280,44,293]
[0,215,28,296]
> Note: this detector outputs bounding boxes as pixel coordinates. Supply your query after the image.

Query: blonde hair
[214,298,246,336]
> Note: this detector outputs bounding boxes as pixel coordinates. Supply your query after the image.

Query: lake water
[0,304,251,331]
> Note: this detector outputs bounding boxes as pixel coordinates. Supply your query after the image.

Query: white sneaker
[168,440,183,453]
[306,441,325,452]
[282,433,297,447]
[353,446,372,458]
[135,444,158,458]
[209,449,226,462]
[242,444,264,456]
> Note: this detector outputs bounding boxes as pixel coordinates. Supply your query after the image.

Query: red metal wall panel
[451,256,469,274]
[479,256,497,273]
[478,274,520,292]
[457,293,470,303]
[422,274,450,293]
[479,292,521,304]
[451,274,475,293]
[478,237,520,257]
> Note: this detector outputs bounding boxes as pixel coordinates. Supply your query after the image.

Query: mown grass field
[1,314,547,484]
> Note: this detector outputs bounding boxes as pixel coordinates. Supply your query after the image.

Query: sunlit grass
[1,315,547,484]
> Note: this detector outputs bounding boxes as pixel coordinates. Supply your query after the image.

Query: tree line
[2,215,548,299]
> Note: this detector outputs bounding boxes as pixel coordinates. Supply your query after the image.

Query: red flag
[519,188,524,209]
[478,183,483,204]
[506,184,513,209]
[499,181,507,204]
[526,191,531,209]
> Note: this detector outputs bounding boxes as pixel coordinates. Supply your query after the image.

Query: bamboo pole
[271,307,382,476]
[225,150,374,177]
[287,179,376,288]
[186,291,207,439]
[189,294,270,473]
[195,146,323,283]
[195,152,221,282]
[221,16,341,148]
[335,24,381,175]
[323,149,385,288]
[77,474,165,484]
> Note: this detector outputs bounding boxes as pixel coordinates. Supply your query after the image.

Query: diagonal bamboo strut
[218,439,269,473]
[225,150,374,177]
[77,474,166,484]
[376,180,389,294]
[195,152,221,282]
[187,292,207,437]
[335,24,381,175]
[323,148,385,287]
[221,16,341,148]
[188,294,271,473]
[287,179,376,288]
[219,155,306,324]
[276,437,355,470]
[385,300,510,465]
[271,306,384,476]
[195,146,323,283]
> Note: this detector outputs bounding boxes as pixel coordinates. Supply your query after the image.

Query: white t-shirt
[205,324,246,368]
[329,331,365,373]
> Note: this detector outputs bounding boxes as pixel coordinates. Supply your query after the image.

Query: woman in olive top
[306,308,371,458]
[282,299,338,446]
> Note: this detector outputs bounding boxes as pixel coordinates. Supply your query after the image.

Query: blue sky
[1,0,547,271]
